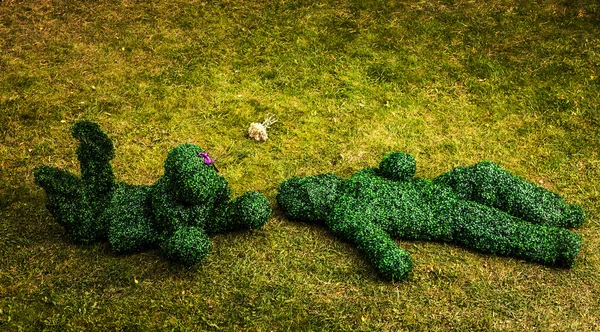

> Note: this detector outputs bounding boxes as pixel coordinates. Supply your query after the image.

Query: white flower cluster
[248,114,277,142]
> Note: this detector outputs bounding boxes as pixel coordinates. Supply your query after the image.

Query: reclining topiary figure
[277,152,585,281]
[34,121,271,265]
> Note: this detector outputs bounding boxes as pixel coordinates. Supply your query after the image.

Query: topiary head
[163,143,229,205]
[378,152,416,181]
[277,173,342,224]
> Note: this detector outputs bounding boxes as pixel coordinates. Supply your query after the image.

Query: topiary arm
[434,161,585,228]
[34,165,82,198]
[206,191,271,234]
[328,197,413,281]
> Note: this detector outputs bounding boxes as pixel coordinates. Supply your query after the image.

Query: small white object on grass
[248,114,277,142]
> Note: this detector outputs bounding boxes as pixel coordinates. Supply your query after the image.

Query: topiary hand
[208,191,271,234]
[34,121,115,244]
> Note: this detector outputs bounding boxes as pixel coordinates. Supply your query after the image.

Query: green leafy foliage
[34,121,272,264]
[163,143,230,206]
[4,0,599,329]
[161,227,211,265]
[277,152,584,281]
[433,161,586,228]
[277,173,342,223]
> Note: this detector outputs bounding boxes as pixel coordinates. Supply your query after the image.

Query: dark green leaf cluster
[102,184,157,253]
[163,143,230,205]
[161,227,211,266]
[433,161,585,228]
[277,152,584,281]
[277,173,342,223]
[34,121,272,266]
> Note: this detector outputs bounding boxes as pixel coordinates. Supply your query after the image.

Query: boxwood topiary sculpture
[277,152,585,281]
[34,121,271,265]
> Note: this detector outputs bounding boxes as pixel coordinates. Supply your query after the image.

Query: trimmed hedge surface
[277,152,584,281]
[34,121,271,265]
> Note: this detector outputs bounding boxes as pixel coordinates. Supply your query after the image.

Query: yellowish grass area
[1,0,599,329]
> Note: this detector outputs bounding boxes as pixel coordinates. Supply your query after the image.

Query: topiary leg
[434,161,585,228]
[71,121,115,197]
[161,227,211,265]
[208,191,271,234]
[449,200,582,267]
[328,197,413,281]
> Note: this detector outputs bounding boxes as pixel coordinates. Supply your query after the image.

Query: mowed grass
[1,0,599,330]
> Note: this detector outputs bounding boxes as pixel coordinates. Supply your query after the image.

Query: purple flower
[199,151,219,172]
[199,152,213,165]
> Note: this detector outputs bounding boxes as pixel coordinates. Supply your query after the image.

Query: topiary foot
[209,191,271,234]
[161,227,211,265]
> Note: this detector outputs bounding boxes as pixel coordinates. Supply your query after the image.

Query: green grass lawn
[1,0,599,330]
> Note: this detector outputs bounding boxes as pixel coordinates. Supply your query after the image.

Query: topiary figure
[277,152,585,281]
[34,121,271,265]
